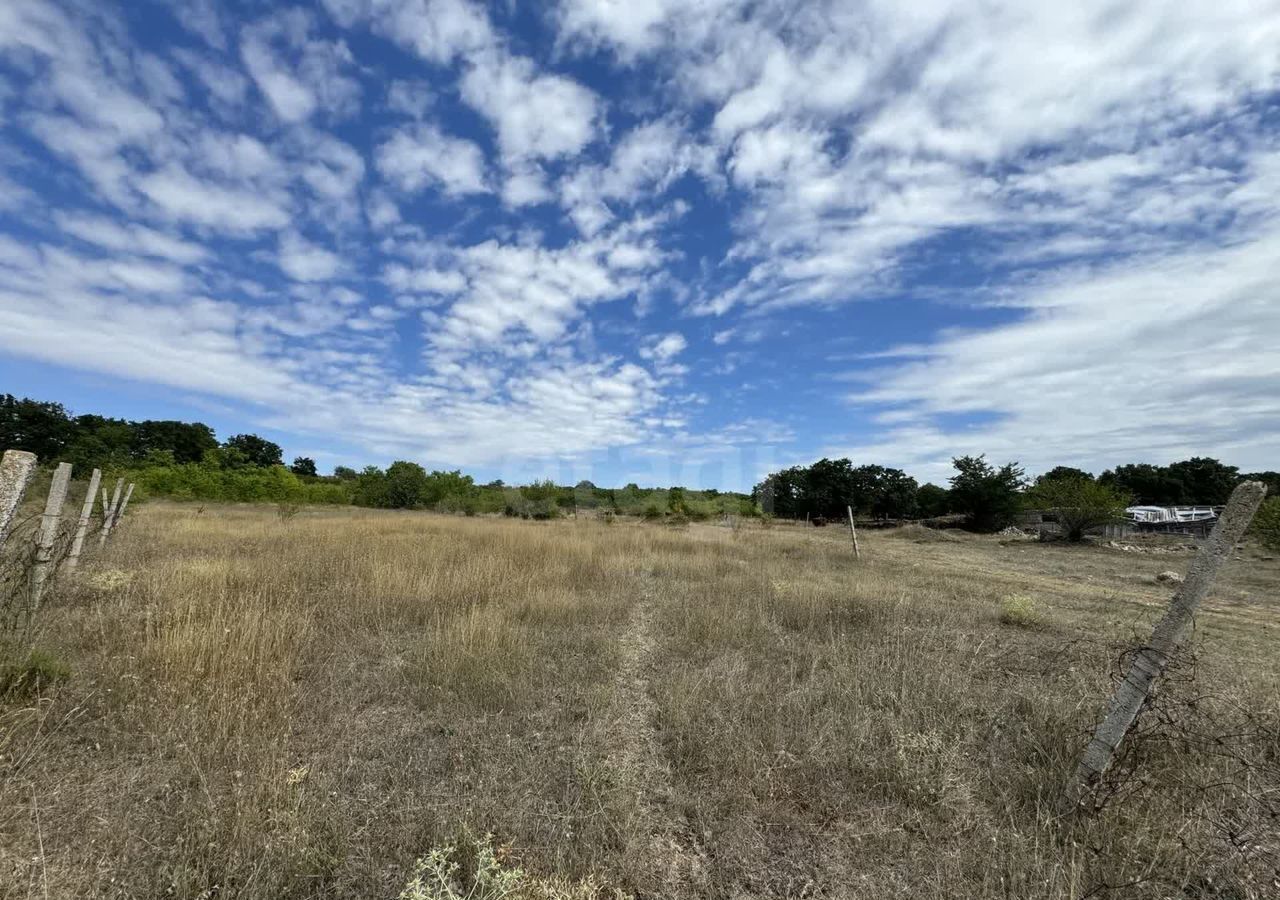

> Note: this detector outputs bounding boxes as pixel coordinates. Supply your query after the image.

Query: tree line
[0,395,755,517]
[754,455,1280,538]
[4,395,1275,539]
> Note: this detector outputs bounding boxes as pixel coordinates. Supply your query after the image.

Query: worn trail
[601,568,709,897]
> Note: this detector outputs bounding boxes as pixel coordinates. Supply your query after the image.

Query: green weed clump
[998,593,1042,628]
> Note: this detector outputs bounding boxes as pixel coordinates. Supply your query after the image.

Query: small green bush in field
[998,594,1042,628]
[0,648,70,697]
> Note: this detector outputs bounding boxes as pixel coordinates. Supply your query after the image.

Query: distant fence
[0,449,135,637]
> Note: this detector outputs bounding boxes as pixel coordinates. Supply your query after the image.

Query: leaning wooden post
[846,505,861,560]
[64,467,102,572]
[115,483,135,524]
[0,449,38,551]
[1061,481,1267,812]
[99,477,124,548]
[31,462,73,609]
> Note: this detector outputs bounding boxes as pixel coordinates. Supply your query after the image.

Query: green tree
[333,465,358,480]
[1099,462,1186,505]
[1025,476,1130,541]
[1166,457,1239,504]
[1037,466,1094,484]
[753,466,804,518]
[421,469,475,507]
[915,483,951,518]
[385,461,429,508]
[0,394,75,460]
[132,419,217,463]
[352,466,389,506]
[850,464,918,519]
[667,485,688,515]
[291,456,318,477]
[949,455,1026,532]
[223,434,283,467]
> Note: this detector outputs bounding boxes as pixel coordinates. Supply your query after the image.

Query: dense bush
[128,461,350,504]
[1024,476,1130,541]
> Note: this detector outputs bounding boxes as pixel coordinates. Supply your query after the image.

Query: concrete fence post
[31,462,73,609]
[65,467,102,572]
[116,483,135,522]
[0,449,38,551]
[1061,481,1267,812]
[99,477,124,548]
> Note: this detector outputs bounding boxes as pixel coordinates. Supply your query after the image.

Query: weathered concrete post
[1062,481,1267,812]
[846,505,861,560]
[0,449,38,551]
[31,462,73,609]
[65,467,102,572]
[99,477,124,548]
[116,483,135,522]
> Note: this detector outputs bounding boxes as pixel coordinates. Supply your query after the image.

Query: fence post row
[99,477,124,548]
[30,462,73,610]
[0,449,39,552]
[65,467,103,572]
[1061,480,1268,812]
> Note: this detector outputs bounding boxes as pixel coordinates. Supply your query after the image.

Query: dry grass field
[2,504,1278,899]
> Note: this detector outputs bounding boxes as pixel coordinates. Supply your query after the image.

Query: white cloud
[278,232,342,281]
[376,123,489,196]
[241,36,316,122]
[383,263,466,294]
[559,118,712,234]
[163,0,229,50]
[136,165,290,231]
[834,227,1280,480]
[55,212,208,265]
[241,10,361,123]
[460,50,599,163]
[322,0,495,64]
[641,332,687,362]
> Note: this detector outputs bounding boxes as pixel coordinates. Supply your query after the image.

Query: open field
[2,504,1278,899]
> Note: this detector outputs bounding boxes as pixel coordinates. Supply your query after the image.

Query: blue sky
[1,0,1278,491]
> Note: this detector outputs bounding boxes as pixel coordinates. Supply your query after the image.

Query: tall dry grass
[0,504,1276,898]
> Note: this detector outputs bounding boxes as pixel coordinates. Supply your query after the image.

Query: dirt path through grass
[602,567,710,897]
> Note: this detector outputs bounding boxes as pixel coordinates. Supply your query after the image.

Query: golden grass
[1,504,1278,899]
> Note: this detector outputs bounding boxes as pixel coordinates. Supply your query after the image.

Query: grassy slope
[1,505,1277,899]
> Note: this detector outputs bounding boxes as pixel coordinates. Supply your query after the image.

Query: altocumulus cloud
[0,0,1277,486]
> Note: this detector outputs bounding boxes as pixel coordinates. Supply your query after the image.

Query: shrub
[1254,497,1280,552]
[998,594,1042,628]
[641,504,663,520]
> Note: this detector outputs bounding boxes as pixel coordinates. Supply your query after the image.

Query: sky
[1,0,1278,491]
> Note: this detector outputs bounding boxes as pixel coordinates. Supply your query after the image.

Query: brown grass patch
[1,503,1277,898]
